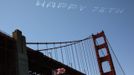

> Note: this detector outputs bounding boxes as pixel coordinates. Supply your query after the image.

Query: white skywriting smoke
[35,0,125,14]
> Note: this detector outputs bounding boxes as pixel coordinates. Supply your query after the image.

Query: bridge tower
[13,30,29,75]
[92,31,116,75]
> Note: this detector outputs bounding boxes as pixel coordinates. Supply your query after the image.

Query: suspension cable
[106,39,126,75]
[26,36,92,45]
[38,42,76,51]
[25,32,125,75]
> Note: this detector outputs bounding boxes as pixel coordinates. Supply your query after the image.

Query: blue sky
[0,0,134,75]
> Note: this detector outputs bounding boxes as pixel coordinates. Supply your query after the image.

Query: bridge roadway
[27,47,85,75]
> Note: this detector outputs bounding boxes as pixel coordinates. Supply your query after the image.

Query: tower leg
[13,30,29,75]
[92,31,116,75]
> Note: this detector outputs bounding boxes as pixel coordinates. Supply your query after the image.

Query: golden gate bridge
[0,29,125,75]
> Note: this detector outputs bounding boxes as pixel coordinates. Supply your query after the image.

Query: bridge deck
[27,48,85,75]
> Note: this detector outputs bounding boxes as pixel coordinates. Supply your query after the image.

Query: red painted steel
[92,31,116,75]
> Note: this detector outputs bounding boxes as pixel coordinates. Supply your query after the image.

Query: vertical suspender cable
[56,44,59,61]
[64,43,68,64]
[70,44,76,69]
[74,43,81,71]
[45,43,48,56]
[81,41,90,74]
[78,43,85,73]
[49,44,52,58]
[65,43,68,65]
[60,43,64,63]
[67,44,72,67]
[53,44,57,60]
[82,40,89,74]
[91,39,100,75]
[37,42,39,51]
[76,43,83,72]
[50,48,53,58]
[87,39,98,75]
[84,39,93,75]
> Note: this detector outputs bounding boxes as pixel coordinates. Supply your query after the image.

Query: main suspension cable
[106,38,126,75]
[26,36,91,45]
